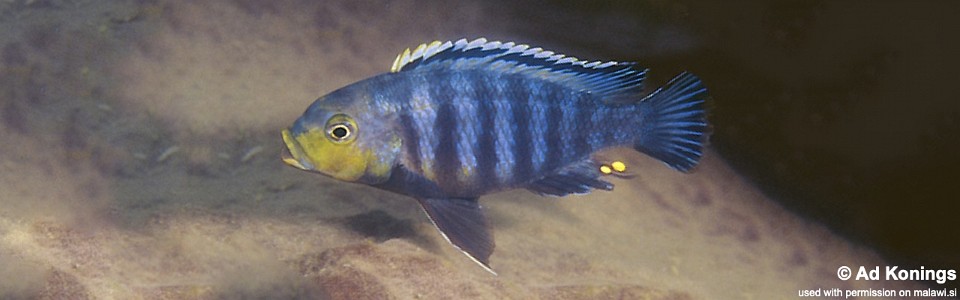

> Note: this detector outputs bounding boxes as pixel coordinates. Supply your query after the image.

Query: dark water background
[523,0,960,283]
[710,1,960,277]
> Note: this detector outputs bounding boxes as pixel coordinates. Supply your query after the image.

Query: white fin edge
[389,37,626,74]
[391,40,451,73]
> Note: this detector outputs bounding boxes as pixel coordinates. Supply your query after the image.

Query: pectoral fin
[416,197,496,274]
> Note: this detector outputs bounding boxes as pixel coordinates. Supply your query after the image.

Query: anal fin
[417,197,496,274]
[526,159,614,197]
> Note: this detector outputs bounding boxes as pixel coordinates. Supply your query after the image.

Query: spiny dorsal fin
[391,40,451,73]
[390,38,649,98]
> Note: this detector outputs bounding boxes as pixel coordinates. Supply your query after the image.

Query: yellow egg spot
[599,165,613,174]
[611,161,626,172]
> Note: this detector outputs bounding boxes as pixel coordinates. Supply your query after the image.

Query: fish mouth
[280,143,299,167]
[280,129,313,171]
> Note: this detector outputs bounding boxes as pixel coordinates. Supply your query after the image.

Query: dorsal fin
[390,38,649,98]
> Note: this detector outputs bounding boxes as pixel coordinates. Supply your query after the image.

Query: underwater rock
[313,267,390,300]
[38,270,90,300]
[294,243,404,300]
[536,284,692,300]
[135,285,215,300]
[294,240,503,299]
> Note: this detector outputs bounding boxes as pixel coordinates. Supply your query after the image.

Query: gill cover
[281,113,398,184]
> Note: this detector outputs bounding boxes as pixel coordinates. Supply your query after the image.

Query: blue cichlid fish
[281,38,709,274]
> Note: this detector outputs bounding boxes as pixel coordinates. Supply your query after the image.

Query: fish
[281,38,709,274]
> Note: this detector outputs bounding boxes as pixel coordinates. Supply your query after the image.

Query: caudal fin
[635,72,709,172]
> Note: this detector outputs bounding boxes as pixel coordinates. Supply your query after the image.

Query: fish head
[281,94,400,185]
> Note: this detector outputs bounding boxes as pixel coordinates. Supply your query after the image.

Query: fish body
[281,38,709,273]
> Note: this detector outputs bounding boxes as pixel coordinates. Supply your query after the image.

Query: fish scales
[491,76,516,186]
[544,86,565,172]
[450,71,533,193]
[438,71,491,192]
[394,70,632,195]
[453,73,479,186]
[431,78,459,190]
[527,82,549,175]
[397,100,422,177]
[281,38,710,273]
[474,76,498,192]
[573,91,596,162]
[508,76,535,184]
[558,91,578,165]
[408,78,438,179]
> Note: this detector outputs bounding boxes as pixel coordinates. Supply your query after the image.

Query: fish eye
[324,114,357,143]
[328,123,351,141]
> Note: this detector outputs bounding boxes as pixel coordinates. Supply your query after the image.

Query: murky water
[1,1,955,298]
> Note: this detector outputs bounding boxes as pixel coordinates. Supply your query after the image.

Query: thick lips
[280,143,296,165]
[280,129,309,170]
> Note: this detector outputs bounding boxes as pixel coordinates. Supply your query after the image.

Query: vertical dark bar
[599,106,617,148]
[432,77,460,191]
[397,83,423,175]
[544,86,564,173]
[573,94,593,159]
[475,76,498,192]
[510,77,534,181]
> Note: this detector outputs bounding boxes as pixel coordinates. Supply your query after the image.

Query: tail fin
[635,72,709,172]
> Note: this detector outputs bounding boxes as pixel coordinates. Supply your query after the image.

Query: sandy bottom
[0,0,928,299]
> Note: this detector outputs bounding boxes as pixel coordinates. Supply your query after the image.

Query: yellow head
[281,92,400,185]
